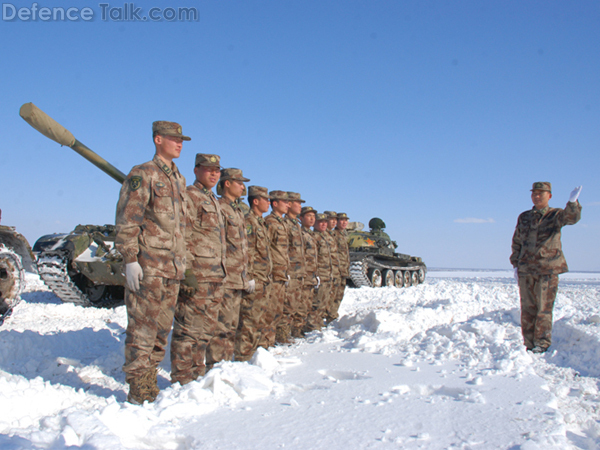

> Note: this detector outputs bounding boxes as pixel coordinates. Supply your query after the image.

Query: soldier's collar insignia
[130,176,142,191]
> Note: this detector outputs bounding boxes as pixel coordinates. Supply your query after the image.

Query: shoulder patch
[246,223,253,235]
[130,176,142,191]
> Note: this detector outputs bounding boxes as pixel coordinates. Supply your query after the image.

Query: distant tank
[347,218,426,288]
[0,225,36,323]
[20,102,127,307]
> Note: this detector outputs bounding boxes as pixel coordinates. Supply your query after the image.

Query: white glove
[569,186,582,203]
[125,262,143,292]
[513,268,518,282]
[315,276,321,289]
[285,275,291,287]
[245,279,256,294]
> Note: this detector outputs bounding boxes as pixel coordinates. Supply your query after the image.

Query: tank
[346,218,427,288]
[20,102,127,308]
[0,225,37,323]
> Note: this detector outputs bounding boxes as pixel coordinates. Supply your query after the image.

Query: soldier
[170,153,227,385]
[331,212,350,321]
[211,168,251,368]
[262,191,290,347]
[235,186,273,361]
[115,121,189,404]
[284,192,307,339]
[323,211,341,324]
[309,213,333,331]
[511,182,582,353]
[299,206,319,334]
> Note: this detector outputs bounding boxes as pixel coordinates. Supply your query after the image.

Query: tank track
[37,254,93,307]
[349,256,425,288]
[0,246,24,325]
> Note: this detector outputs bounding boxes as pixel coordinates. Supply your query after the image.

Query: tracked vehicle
[20,102,127,307]
[347,218,426,288]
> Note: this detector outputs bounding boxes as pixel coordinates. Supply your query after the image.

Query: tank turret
[347,218,426,288]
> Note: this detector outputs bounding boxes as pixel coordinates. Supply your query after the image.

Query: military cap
[287,192,306,203]
[220,168,250,182]
[152,121,191,141]
[300,206,317,216]
[315,213,328,222]
[195,153,221,168]
[337,212,349,220]
[269,190,289,201]
[531,181,552,192]
[323,210,338,219]
[248,186,270,199]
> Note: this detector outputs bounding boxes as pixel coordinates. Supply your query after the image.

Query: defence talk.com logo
[2,2,199,21]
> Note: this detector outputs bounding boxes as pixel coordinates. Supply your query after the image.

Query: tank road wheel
[417,267,426,284]
[403,270,411,287]
[394,270,404,287]
[383,269,395,287]
[369,269,383,287]
[72,273,123,308]
[411,271,419,286]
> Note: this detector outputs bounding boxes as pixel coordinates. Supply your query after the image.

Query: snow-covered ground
[2,269,600,449]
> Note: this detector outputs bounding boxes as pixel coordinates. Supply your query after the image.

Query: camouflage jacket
[285,216,306,280]
[265,213,290,282]
[326,230,341,279]
[301,226,318,286]
[219,197,249,290]
[333,229,350,278]
[186,180,226,282]
[313,230,333,281]
[116,154,187,280]
[245,209,272,283]
[510,201,582,275]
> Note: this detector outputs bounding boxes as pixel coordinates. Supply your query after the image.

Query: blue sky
[1,1,598,270]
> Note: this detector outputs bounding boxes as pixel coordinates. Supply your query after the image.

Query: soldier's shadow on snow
[20,290,63,305]
[0,326,130,401]
[547,318,600,378]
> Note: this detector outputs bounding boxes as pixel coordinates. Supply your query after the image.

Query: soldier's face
[155,135,183,162]
[337,218,349,230]
[531,190,552,209]
[314,220,328,232]
[254,196,270,214]
[289,201,302,216]
[195,165,221,189]
[327,218,337,230]
[272,200,289,215]
[301,212,316,228]
[225,180,245,199]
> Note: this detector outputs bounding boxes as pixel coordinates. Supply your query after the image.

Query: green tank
[20,103,127,307]
[346,218,427,288]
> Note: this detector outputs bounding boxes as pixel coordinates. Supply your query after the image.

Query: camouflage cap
[300,206,317,216]
[315,213,328,222]
[337,212,349,220]
[531,181,552,192]
[269,190,289,201]
[220,168,250,182]
[152,121,191,141]
[248,185,270,199]
[195,153,221,168]
[287,192,306,203]
[323,210,338,219]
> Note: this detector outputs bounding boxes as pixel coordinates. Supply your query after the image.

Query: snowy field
[2,269,600,449]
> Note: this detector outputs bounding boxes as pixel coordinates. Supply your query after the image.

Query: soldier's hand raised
[125,262,143,292]
[569,186,583,203]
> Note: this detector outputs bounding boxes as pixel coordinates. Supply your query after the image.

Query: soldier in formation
[511,182,582,354]
[115,121,189,404]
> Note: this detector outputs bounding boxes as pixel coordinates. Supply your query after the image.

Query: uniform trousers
[260,280,286,348]
[235,280,271,361]
[206,287,243,369]
[518,273,559,350]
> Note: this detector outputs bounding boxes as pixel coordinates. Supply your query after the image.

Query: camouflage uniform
[331,212,350,322]
[510,183,582,351]
[170,154,226,385]
[309,215,333,331]
[323,212,340,323]
[263,191,290,346]
[115,123,188,402]
[235,187,273,361]
[300,215,319,334]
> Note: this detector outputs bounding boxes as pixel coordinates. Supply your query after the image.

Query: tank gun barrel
[19,102,126,184]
